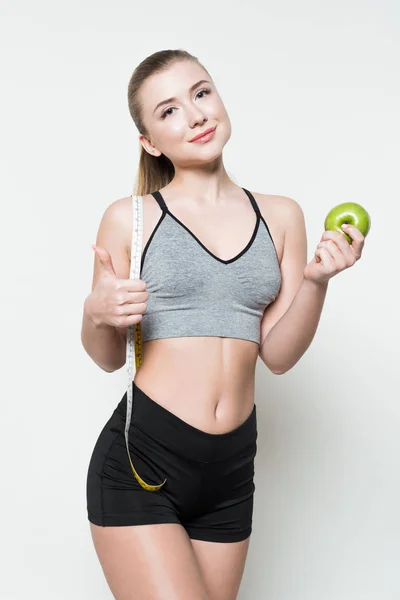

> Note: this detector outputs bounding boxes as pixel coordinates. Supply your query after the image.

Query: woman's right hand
[86,245,149,328]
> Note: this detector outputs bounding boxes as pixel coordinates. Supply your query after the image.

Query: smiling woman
[81,47,366,600]
[82,48,287,600]
[128,52,234,187]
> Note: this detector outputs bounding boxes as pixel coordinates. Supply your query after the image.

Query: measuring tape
[124,194,167,492]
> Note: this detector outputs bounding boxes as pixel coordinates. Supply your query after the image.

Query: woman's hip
[86,380,257,522]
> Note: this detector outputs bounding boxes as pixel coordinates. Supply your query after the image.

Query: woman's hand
[303,224,365,286]
[86,245,149,328]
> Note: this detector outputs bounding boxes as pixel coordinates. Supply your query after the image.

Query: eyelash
[160,88,211,120]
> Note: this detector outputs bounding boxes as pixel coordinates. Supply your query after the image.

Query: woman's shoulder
[252,190,302,213]
[251,192,304,264]
[99,193,164,260]
[101,192,159,232]
[252,191,304,227]
[103,192,156,217]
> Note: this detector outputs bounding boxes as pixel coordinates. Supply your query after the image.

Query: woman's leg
[90,522,209,600]
[191,537,251,600]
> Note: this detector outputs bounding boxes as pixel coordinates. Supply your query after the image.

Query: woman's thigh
[90,522,209,600]
[191,537,251,600]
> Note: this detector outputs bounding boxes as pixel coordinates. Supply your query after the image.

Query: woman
[82,49,365,600]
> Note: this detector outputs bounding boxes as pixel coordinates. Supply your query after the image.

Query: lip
[189,126,217,143]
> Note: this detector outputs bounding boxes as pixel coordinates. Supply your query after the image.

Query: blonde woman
[82,49,365,600]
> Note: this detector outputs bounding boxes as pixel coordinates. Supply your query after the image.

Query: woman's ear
[139,134,162,157]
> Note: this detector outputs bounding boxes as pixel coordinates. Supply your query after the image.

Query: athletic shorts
[86,380,257,543]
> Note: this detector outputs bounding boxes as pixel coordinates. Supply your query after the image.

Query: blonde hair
[127,49,236,195]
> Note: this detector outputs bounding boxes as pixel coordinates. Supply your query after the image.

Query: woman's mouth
[189,127,217,143]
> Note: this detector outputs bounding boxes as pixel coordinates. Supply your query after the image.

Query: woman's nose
[188,106,208,128]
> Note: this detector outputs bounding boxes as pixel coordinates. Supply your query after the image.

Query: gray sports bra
[139,188,281,345]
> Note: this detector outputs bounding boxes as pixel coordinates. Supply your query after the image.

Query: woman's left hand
[303,224,365,285]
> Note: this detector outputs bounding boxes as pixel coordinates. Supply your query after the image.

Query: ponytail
[134,143,175,196]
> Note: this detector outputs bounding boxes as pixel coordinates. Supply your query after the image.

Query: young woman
[82,49,365,600]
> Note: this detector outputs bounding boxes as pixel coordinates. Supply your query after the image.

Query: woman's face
[138,60,231,167]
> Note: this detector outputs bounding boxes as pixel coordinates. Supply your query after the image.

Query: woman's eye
[161,107,175,119]
[196,88,211,99]
[160,88,211,120]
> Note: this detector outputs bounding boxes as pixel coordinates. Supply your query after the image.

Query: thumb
[92,245,117,277]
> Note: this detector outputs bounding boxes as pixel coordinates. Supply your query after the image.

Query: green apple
[324,202,371,244]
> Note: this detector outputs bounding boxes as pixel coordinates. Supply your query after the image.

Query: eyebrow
[152,80,211,115]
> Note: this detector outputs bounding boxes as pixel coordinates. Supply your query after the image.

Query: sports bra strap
[242,188,261,216]
[151,191,168,212]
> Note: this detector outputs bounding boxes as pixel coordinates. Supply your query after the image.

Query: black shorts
[86,380,257,543]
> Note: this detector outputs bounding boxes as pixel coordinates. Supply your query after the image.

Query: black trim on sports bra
[242,188,261,216]
[150,188,262,265]
[140,210,167,274]
[151,190,168,212]
[260,215,280,264]
[142,187,280,267]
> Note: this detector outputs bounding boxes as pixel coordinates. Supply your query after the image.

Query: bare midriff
[134,336,259,435]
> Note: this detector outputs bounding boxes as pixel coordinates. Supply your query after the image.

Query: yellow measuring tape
[134,321,143,370]
[124,194,167,492]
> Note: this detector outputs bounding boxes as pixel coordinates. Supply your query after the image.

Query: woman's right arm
[81,197,133,373]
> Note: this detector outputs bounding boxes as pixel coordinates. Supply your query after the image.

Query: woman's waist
[116,380,257,462]
[133,337,257,435]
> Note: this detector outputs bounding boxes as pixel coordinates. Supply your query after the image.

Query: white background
[1,0,399,598]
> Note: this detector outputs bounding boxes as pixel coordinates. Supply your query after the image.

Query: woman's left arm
[259,198,365,375]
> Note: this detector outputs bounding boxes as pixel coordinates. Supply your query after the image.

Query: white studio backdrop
[0,0,399,598]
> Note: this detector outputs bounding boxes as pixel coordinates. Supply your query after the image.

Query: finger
[341,224,364,259]
[116,302,147,316]
[321,229,353,255]
[317,240,347,269]
[114,290,149,305]
[314,246,335,270]
[341,223,365,243]
[115,314,143,327]
[319,238,356,268]
[115,279,147,292]
[320,240,354,273]
[321,229,356,264]
[93,245,116,277]
[314,247,323,263]
[125,291,149,303]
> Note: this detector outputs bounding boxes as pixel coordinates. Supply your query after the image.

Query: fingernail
[342,224,349,229]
